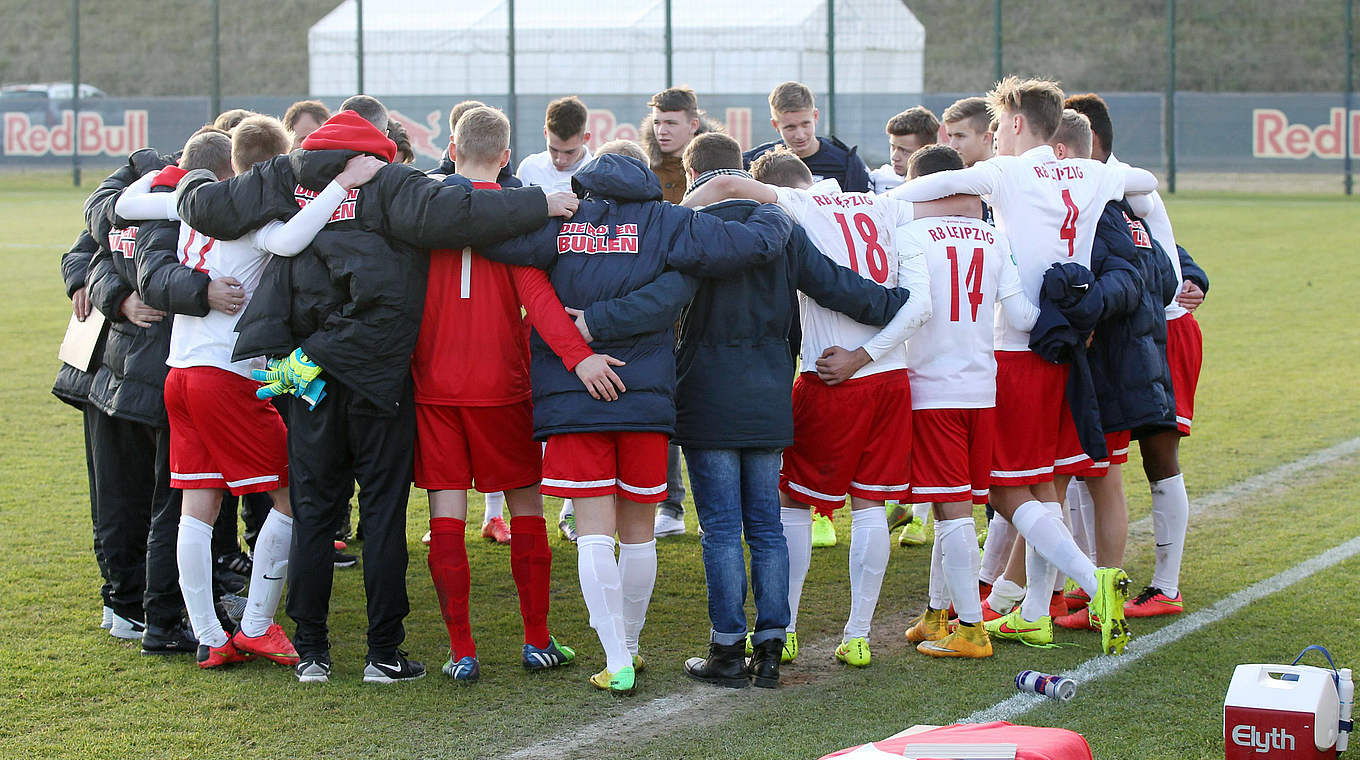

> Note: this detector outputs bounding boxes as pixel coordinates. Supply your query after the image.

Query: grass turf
[0,174,1356,759]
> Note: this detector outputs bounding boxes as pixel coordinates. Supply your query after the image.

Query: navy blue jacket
[744,136,871,193]
[1088,201,1179,437]
[478,154,793,439]
[1179,244,1209,293]
[1032,263,1107,461]
[587,201,912,450]
[433,152,521,188]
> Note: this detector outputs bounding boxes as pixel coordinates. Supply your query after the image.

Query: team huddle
[54,74,1208,694]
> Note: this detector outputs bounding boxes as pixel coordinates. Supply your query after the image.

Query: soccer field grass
[1,174,1356,759]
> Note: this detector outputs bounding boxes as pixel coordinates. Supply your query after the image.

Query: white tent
[308,0,924,96]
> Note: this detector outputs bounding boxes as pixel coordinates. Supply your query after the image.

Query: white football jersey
[516,147,593,192]
[1108,153,1186,320]
[902,216,1023,409]
[773,179,928,379]
[166,225,275,378]
[893,144,1155,349]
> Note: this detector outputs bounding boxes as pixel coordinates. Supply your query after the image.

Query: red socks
[510,515,552,649]
[427,517,475,659]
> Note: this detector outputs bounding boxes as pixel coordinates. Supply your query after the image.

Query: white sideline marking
[497,439,1360,758]
[962,533,1360,724]
[1128,436,1360,537]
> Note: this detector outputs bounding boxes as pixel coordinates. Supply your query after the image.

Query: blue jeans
[683,447,789,646]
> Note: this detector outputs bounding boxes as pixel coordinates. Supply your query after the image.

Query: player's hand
[119,292,166,328]
[564,307,593,343]
[574,353,626,401]
[1176,280,1205,312]
[335,155,386,190]
[72,286,91,321]
[815,346,871,386]
[207,277,246,314]
[546,192,579,218]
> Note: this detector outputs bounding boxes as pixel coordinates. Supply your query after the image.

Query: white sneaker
[101,605,114,630]
[654,512,686,537]
[109,612,145,640]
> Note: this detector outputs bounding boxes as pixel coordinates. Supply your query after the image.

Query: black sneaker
[363,650,425,683]
[216,550,253,576]
[295,653,332,683]
[333,548,358,568]
[141,621,199,655]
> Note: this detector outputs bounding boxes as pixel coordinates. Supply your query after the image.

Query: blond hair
[1051,109,1093,159]
[769,81,814,116]
[986,75,1066,141]
[750,146,813,188]
[453,106,511,164]
[231,115,291,174]
[448,99,488,136]
[596,139,648,163]
[180,131,233,177]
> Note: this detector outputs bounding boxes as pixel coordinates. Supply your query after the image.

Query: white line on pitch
[498,439,1360,759]
[962,534,1360,724]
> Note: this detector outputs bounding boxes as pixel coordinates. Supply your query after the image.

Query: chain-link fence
[2,0,1355,192]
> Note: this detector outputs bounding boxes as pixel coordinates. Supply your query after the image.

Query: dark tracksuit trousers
[82,404,113,609]
[286,379,414,659]
[87,410,181,626]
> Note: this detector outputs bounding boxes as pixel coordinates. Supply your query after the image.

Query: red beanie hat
[301,110,397,162]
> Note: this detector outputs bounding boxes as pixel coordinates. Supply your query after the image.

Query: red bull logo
[1253,108,1360,159]
[3,110,149,157]
[388,109,445,162]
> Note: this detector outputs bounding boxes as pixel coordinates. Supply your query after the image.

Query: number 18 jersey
[901,216,1022,409]
[773,180,917,377]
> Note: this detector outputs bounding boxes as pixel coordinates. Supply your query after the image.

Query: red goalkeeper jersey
[411,180,592,406]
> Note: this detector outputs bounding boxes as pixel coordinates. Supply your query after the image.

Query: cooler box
[821,722,1092,760]
[1224,663,1339,759]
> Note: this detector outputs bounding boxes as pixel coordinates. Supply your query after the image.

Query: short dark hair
[749,146,813,188]
[212,108,256,132]
[907,143,964,179]
[283,100,331,132]
[387,120,414,164]
[447,99,488,137]
[682,132,743,176]
[648,87,699,118]
[886,106,939,142]
[1064,93,1114,156]
[545,96,589,140]
[339,94,388,131]
[179,131,233,178]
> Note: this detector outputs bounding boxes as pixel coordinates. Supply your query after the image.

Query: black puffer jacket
[177,143,553,414]
[51,231,106,409]
[85,154,182,427]
[1088,200,1179,437]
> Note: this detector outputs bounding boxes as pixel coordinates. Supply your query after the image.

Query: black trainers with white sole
[108,612,146,640]
[295,654,332,683]
[140,621,199,655]
[363,650,425,683]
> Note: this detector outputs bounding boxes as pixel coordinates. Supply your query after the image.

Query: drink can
[1016,669,1076,701]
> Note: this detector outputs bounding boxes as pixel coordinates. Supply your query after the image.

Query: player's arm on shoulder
[665,202,793,278]
[1119,164,1158,196]
[794,225,909,327]
[889,160,1001,202]
[253,154,382,258]
[680,175,777,208]
[380,164,555,250]
[113,172,177,223]
[582,269,700,342]
[177,160,296,241]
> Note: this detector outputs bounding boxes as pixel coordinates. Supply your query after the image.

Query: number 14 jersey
[773,179,927,379]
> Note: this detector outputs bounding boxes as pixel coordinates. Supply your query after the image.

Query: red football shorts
[1073,430,1133,478]
[991,351,1091,486]
[165,366,288,495]
[540,431,669,503]
[1166,312,1203,436]
[779,369,913,511]
[414,401,541,492]
[907,407,994,505]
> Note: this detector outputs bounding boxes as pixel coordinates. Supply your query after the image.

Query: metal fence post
[211,0,221,118]
[356,0,364,93]
[1166,0,1176,193]
[994,0,1002,83]
[827,0,836,136]
[1345,0,1353,195]
[508,0,518,160]
[665,0,673,88]
[71,0,79,187]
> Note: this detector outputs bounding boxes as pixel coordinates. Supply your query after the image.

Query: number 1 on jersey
[945,246,984,322]
[1059,188,1078,256]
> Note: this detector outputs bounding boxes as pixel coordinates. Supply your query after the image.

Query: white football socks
[1150,473,1189,597]
[979,514,1016,585]
[576,534,631,673]
[986,576,1025,612]
[1010,499,1098,597]
[617,539,657,656]
[937,517,983,624]
[781,507,812,633]
[1066,479,1097,563]
[843,507,889,641]
[483,491,505,525]
[240,508,292,638]
[559,498,575,522]
[177,514,227,648]
[1020,539,1059,622]
[928,529,949,609]
[911,502,931,525]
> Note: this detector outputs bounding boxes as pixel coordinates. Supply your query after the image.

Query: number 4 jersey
[899,215,1037,409]
[772,179,930,379]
